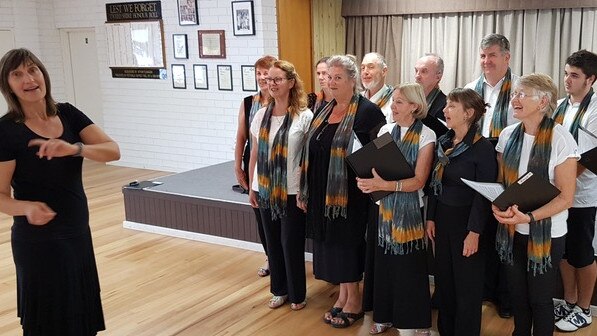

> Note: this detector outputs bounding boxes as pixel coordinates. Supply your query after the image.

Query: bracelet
[526,211,536,224]
[395,180,402,192]
[73,142,83,157]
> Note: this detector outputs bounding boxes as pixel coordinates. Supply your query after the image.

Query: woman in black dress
[0,48,120,335]
[307,56,332,114]
[298,54,385,328]
[426,88,497,336]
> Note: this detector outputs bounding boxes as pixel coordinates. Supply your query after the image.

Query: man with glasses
[465,33,520,319]
[361,52,394,124]
[553,49,597,333]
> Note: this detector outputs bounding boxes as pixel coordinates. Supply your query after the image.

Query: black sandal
[331,311,365,328]
[323,307,343,324]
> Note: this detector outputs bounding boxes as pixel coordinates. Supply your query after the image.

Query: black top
[306,96,385,245]
[422,90,448,138]
[426,134,497,234]
[0,103,93,241]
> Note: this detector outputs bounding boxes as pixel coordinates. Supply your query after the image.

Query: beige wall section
[277,0,314,92]
[311,0,345,91]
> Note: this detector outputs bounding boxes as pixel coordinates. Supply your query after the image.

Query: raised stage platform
[122,161,313,258]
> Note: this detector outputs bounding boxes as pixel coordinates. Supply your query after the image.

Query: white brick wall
[1,0,278,172]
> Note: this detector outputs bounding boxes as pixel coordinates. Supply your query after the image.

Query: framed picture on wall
[217,65,233,91]
[198,30,226,58]
[193,64,209,90]
[172,64,186,89]
[173,34,188,59]
[231,1,255,36]
[241,65,257,91]
[177,0,199,25]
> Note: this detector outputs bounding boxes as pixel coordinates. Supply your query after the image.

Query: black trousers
[481,217,510,309]
[434,203,485,336]
[362,202,379,312]
[507,233,565,336]
[259,195,306,303]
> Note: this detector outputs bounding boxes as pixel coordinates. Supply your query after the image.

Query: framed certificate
[217,65,233,91]
[198,30,226,59]
[172,64,186,89]
[173,34,188,59]
[241,65,257,91]
[193,64,208,90]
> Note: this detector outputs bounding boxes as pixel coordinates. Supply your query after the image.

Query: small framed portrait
[177,0,199,25]
[231,1,255,36]
[172,64,186,89]
[173,34,188,59]
[241,65,257,92]
[217,65,233,91]
[193,64,209,90]
[198,30,226,59]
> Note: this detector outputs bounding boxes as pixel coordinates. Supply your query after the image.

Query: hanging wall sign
[106,1,162,22]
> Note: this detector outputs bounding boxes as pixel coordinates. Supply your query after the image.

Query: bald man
[414,53,448,137]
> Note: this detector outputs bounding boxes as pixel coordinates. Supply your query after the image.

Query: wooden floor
[0,161,595,336]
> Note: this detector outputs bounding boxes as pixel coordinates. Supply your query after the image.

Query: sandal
[290,301,307,311]
[257,267,270,277]
[331,311,365,328]
[370,322,392,334]
[267,295,287,309]
[323,306,343,324]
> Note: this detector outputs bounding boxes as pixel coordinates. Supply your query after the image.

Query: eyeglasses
[264,77,288,85]
[510,91,538,99]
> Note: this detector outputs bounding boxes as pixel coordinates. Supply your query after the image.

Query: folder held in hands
[346,132,415,202]
[461,171,560,212]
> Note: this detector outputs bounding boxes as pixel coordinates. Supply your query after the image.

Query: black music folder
[346,132,415,202]
[578,126,597,174]
[461,171,560,212]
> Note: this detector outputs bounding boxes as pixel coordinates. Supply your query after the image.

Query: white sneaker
[555,305,592,332]
[554,301,574,322]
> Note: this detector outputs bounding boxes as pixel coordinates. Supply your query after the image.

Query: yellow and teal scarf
[496,116,555,275]
[426,87,441,106]
[553,88,594,141]
[430,125,483,196]
[365,85,394,109]
[299,94,360,219]
[257,103,291,220]
[378,120,426,255]
[249,92,264,124]
[474,68,512,137]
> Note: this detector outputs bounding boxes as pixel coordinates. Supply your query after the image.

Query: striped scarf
[378,120,426,255]
[257,103,291,220]
[299,94,360,219]
[366,85,395,109]
[314,90,327,113]
[496,116,555,275]
[249,92,264,124]
[552,88,594,141]
[426,87,441,106]
[430,125,482,196]
[474,68,512,137]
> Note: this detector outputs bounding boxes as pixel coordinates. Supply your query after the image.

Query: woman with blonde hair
[493,73,578,336]
[248,60,313,310]
[357,83,435,335]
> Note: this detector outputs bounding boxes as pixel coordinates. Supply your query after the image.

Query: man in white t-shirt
[361,52,394,124]
[553,50,597,333]
[465,33,519,139]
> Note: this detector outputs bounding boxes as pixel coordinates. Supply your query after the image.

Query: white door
[64,30,103,127]
[0,30,15,114]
